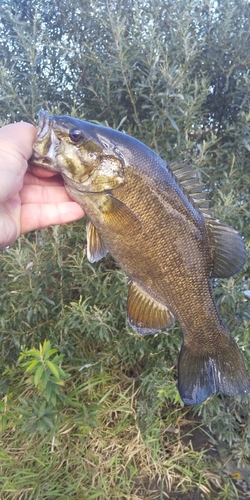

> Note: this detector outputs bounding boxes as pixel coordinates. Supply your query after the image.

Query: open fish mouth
[29,110,60,170]
[36,108,50,138]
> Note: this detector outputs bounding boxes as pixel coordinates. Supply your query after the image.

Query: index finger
[0,122,36,163]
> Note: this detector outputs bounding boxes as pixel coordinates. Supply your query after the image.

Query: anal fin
[127,281,175,336]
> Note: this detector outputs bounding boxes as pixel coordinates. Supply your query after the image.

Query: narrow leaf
[24,359,39,373]
[34,364,44,387]
[45,360,60,379]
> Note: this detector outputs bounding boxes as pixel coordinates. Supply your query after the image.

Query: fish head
[31,109,126,193]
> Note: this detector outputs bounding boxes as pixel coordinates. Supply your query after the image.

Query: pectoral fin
[205,216,247,278]
[103,195,141,234]
[90,193,141,234]
[127,281,175,336]
[86,194,141,261]
[86,221,108,263]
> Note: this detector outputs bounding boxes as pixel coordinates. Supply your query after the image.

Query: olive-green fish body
[30,110,249,404]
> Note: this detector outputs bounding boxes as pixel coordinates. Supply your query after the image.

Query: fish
[30,109,249,405]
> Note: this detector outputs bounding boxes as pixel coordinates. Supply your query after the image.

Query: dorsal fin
[169,160,211,214]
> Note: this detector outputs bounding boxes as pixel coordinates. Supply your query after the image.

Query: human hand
[0,122,85,250]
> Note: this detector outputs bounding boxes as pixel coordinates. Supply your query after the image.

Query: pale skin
[0,122,85,250]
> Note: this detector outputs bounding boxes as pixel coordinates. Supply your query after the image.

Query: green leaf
[42,416,56,429]
[24,359,39,373]
[56,365,69,379]
[51,354,65,364]
[34,364,44,387]
[40,369,50,390]
[41,340,48,356]
[44,383,52,402]
[0,414,7,431]
[19,348,41,360]
[45,360,60,379]
[166,113,179,133]
[44,348,58,360]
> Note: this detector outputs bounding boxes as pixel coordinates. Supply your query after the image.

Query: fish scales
[30,110,249,405]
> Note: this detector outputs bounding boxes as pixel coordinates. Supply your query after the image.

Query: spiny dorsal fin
[204,215,247,278]
[127,281,175,336]
[169,160,210,214]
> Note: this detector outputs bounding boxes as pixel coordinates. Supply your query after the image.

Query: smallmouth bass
[30,109,249,405]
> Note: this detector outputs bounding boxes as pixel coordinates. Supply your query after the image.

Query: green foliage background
[0,0,250,498]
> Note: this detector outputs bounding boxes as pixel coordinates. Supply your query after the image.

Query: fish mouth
[37,109,50,139]
[29,109,59,170]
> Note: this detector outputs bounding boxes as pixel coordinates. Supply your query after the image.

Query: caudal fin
[178,332,250,405]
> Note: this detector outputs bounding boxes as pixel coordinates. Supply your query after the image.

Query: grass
[0,223,249,499]
[0,373,216,499]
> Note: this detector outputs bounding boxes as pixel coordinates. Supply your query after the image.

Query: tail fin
[178,331,250,405]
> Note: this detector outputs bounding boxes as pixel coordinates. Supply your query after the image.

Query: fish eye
[69,129,83,143]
